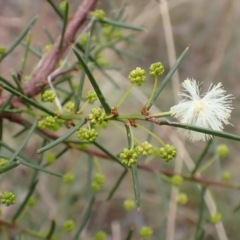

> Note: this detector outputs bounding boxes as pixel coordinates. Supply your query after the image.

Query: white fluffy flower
[170,78,233,141]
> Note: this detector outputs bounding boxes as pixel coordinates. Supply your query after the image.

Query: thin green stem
[146,76,158,108]
[197,155,218,173]
[116,84,134,108]
[21,33,31,73]
[150,111,171,117]
[93,157,101,173]
[136,123,165,146]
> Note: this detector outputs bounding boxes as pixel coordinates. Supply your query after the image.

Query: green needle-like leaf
[99,19,144,31]
[147,46,189,110]
[37,119,86,153]
[159,119,240,142]
[131,164,140,208]
[156,219,167,240]
[2,85,55,116]
[106,169,128,201]
[47,0,64,19]
[0,94,14,114]
[73,48,111,114]
[0,16,38,62]
[125,228,134,240]
[73,195,95,240]
[0,161,19,174]
[93,142,126,169]
[45,220,56,240]
[191,139,213,175]
[12,180,38,221]
[58,2,68,50]
[8,118,38,165]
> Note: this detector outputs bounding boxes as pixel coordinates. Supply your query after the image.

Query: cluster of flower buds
[94,231,106,240]
[128,67,146,86]
[136,141,153,156]
[171,175,183,187]
[38,116,63,131]
[1,191,16,206]
[159,144,177,162]
[123,199,135,211]
[64,101,75,113]
[42,90,56,103]
[176,192,188,205]
[119,148,138,167]
[0,158,8,167]
[149,62,164,77]
[63,173,74,184]
[86,91,98,103]
[63,219,75,232]
[77,128,98,142]
[88,108,106,125]
[139,226,153,239]
[91,173,105,192]
[90,9,106,20]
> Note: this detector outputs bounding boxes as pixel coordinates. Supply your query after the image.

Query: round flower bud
[63,219,75,232]
[95,54,109,67]
[59,1,68,12]
[136,141,153,156]
[90,9,106,20]
[171,175,183,187]
[44,44,52,53]
[123,199,135,211]
[45,154,56,164]
[176,192,188,205]
[1,191,16,206]
[0,158,8,167]
[221,172,231,181]
[42,90,56,102]
[94,173,105,185]
[77,128,98,142]
[63,173,74,184]
[27,197,36,207]
[119,148,138,167]
[128,67,146,86]
[210,212,222,224]
[91,181,101,192]
[95,231,106,240]
[86,91,98,104]
[149,62,164,77]
[159,144,176,162]
[217,144,229,158]
[88,108,106,125]
[64,101,75,113]
[0,47,6,55]
[139,226,153,239]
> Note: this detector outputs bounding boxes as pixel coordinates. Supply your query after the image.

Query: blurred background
[0,0,240,239]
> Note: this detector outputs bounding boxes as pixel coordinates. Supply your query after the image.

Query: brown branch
[0,0,98,108]
[2,113,238,190]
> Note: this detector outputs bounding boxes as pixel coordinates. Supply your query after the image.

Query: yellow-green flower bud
[0,158,8,167]
[120,148,138,167]
[64,101,75,113]
[159,144,176,162]
[149,62,164,77]
[128,67,146,86]
[210,212,222,224]
[217,144,229,158]
[42,90,56,102]
[176,192,188,205]
[44,44,52,53]
[95,231,106,240]
[27,197,36,207]
[221,172,231,181]
[1,191,16,206]
[88,108,106,125]
[77,128,98,142]
[94,173,105,185]
[59,1,68,12]
[86,91,98,104]
[90,9,106,20]
[63,173,74,184]
[91,181,101,192]
[45,154,56,164]
[171,175,183,187]
[139,226,153,239]
[63,219,75,232]
[123,199,135,211]
[136,141,153,156]
[0,47,6,55]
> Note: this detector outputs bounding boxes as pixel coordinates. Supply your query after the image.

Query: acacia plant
[0,0,239,239]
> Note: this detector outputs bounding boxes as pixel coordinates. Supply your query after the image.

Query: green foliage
[0,1,239,239]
